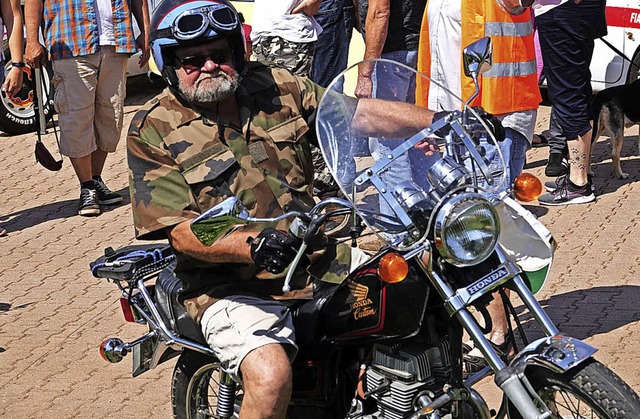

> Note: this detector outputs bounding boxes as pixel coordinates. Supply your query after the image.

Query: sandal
[532,133,549,148]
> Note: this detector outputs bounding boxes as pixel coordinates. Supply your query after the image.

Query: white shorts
[200,295,297,382]
[200,247,370,382]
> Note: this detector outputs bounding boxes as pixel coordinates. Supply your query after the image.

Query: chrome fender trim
[510,334,597,374]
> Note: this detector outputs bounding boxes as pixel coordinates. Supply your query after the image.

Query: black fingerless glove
[431,111,452,137]
[470,106,506,142]
[248,228,300,274]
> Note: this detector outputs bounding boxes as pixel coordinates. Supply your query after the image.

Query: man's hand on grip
[469,107,506,142]
[248,228,299,274]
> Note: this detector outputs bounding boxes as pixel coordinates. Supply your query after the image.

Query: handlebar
[279,197,354,293]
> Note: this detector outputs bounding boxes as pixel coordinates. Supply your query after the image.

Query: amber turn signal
[513,172,543,202]
[378,253,409,284]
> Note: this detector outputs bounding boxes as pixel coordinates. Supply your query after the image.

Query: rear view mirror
[190,197,252,246]
[462,37,493,107]
[463,37,493,78]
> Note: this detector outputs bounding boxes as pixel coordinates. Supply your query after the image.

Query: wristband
[11,62,26,68]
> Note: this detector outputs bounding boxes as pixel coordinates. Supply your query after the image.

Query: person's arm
[130,0,150,68]
[24,0,46,69]
[354,0,390,98]
[495,0,534,15]
[168,222,254,264]
[352,98,439,156]
[291,0,321,16]
[1,0,24,97]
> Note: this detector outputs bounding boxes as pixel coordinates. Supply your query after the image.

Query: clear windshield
[316,59,505,250]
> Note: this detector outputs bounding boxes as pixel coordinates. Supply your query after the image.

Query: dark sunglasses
[175,49,231,72]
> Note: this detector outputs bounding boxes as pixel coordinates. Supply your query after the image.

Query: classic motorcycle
[91,38,640,418]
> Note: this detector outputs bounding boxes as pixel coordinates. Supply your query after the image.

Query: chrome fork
[416,248,556,419]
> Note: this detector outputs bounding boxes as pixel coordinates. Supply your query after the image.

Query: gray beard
[179,70,240,107]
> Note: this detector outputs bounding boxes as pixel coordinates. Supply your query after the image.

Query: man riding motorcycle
[126,0,480,417]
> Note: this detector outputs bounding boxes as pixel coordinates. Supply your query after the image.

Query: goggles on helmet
[158,4,239,41]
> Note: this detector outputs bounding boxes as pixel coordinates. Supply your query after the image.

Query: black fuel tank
[320,254,430,342]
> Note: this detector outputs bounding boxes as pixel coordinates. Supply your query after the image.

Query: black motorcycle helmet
[149,0,246,89]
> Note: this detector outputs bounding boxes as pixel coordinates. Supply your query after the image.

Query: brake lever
[282,210,332,293]
[282,242,309,293]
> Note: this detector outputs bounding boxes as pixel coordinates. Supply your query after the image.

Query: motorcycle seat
[155,263,208,345]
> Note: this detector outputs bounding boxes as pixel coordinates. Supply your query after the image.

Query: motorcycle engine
[363,342,452,419]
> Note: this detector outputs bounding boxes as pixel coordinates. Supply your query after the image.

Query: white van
[590,0,640,91]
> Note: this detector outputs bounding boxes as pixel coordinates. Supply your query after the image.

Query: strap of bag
[33,67,63,171]
[33,67,62,156]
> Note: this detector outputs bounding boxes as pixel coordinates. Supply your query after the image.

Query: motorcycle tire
[171,351,242,419]
[498,359,640,418]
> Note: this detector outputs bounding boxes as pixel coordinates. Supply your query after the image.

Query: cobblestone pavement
[0,80,639,417]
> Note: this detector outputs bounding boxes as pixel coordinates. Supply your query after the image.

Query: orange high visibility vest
[416,1,541,115]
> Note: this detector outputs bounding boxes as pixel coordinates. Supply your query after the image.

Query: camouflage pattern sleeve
[297,76,326,124]
[127,109,199,240]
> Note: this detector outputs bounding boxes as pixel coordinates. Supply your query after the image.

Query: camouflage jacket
[127,62,351,322]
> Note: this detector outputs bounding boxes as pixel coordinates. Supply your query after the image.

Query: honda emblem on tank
[347,279,377,320]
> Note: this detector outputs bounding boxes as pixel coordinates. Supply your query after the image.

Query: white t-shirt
[532,0,569,17]
[95,0,116,46]
[250,0,322,44]
[427,0,463,112]
[426,0,536,142]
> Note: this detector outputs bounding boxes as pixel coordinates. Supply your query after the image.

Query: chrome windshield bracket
[445,261,521,315]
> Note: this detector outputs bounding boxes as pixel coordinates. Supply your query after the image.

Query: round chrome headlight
[433,194,500,267]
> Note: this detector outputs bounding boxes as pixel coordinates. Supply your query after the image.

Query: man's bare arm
[352,98,438,138]
[24,0,46,68]
[168,221,254,265]
[131,0,150,67]
[354,0,390,98]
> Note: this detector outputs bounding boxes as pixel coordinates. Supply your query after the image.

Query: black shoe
[93,177,123,205]
[78,188,101,216]
[545,153,568,177]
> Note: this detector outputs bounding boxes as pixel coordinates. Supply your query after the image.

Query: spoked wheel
[499,360,640,418]
[172,351,243,419]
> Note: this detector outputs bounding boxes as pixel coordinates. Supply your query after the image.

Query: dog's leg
[611,130,629,179]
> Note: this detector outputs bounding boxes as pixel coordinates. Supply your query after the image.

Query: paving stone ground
[0,80,639,418]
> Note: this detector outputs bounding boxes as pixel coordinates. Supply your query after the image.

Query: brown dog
[591,79,640,179]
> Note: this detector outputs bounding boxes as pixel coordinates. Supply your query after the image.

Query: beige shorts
[200,295,297,382]
[51,46,128,158]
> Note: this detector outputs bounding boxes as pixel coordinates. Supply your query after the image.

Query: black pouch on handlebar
[155,263,207,344]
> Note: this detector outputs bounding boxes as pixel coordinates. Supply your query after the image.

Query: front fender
[509,334,597,375]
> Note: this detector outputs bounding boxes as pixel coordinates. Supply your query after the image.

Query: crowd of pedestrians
[0,0,608,225]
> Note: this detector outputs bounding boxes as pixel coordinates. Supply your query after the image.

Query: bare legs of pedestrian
[567,127,593,187]
[70,148,108,184]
